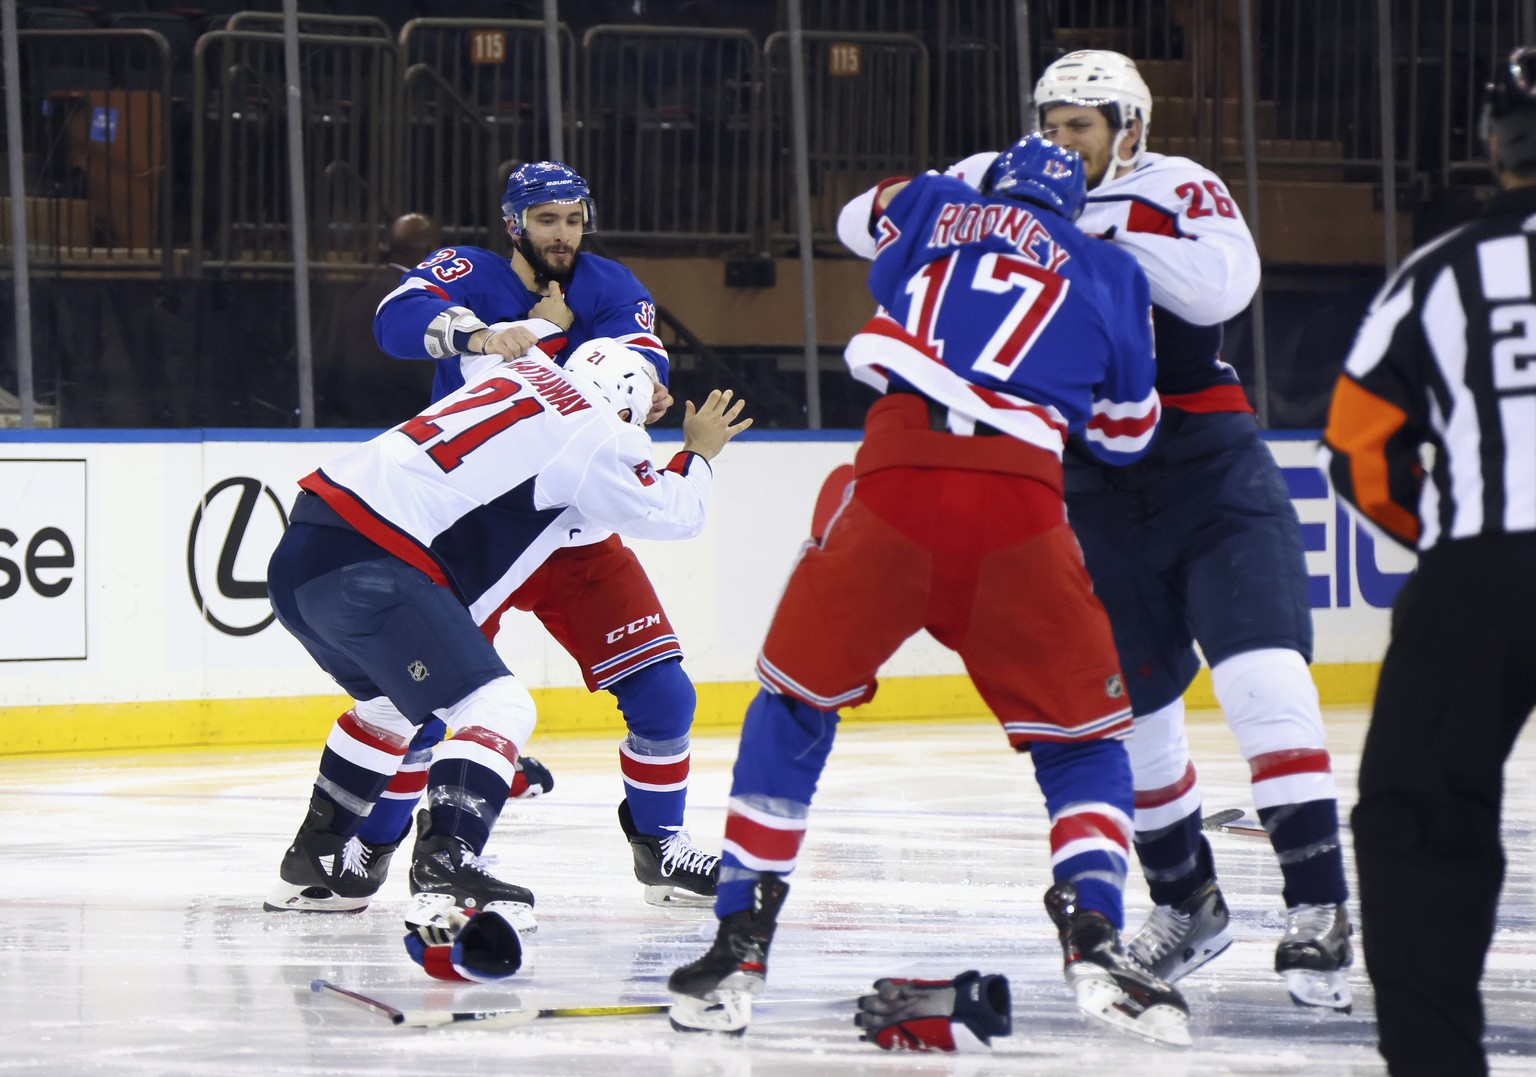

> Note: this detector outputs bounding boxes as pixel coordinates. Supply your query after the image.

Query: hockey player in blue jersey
[266,162,720,916]
[374,160,670,406]
[948,51,1354,1011]
[668,135,1192,1050]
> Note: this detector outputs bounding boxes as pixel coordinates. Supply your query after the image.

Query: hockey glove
[854,970,1011,1052]
[509,755,553,799]
[404,905,524,983]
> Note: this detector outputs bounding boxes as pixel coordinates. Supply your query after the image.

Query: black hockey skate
[668,872,790,1035]
[619,798,720,907]
[1045,882,1192,1048]
[1126,877,1234,982]
[263,796,404,913]
[408,810,537,931]
[1275,903,1353,1012]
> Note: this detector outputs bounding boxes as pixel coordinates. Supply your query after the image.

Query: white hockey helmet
[1034,50,1153,175]
[564,337,653,427]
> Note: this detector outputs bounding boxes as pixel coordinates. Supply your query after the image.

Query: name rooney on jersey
[924,202,1072,271]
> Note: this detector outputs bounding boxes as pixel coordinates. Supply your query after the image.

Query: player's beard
[517,234,578,286]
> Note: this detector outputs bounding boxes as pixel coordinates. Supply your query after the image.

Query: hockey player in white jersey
[301,162,726,915]
[263,339,749,926]
[949,51,1353,1010]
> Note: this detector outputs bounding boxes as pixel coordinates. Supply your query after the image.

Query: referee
[1320,47,1536,1077]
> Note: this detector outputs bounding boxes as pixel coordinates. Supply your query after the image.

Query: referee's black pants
[1354,532,1536,1077]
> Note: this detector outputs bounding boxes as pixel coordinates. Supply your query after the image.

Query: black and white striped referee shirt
[1321,184,1536,552]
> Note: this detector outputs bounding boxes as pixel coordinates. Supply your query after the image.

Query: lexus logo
[187,477,288,636]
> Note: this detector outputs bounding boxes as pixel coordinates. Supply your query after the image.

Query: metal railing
[793,0,927,33]
[9,4,1526,270]
[763,30,929,246]
[190,30,400,274]
[398,18,575,250]
[1439,0,1530,183]
[1242,0,1404,180]
[1038,0,1174,66]
[932,0,1025,163]
[580,25,762,246]
[10,2,1536,433]
[225,11,394,40]
[3,29,174,270]
[1043,0,1406,181]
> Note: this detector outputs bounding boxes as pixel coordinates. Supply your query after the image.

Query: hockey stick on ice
[396,1004,668,1029]
[311,979,408,1021]
[1200,808,1244,830]
[310,979,667,1028]
[1200,808,1267,837]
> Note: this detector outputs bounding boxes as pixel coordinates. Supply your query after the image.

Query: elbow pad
[837,187,881,258]
[424,305,490,359]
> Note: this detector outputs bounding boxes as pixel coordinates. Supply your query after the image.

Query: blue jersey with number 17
[846,172,1159,465]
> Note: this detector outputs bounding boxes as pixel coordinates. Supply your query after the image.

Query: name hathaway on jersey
[508,357,593,416]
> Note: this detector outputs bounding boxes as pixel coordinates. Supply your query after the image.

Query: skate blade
[404,891,459,928]
[262,882,369,913]
[1159,930,1235,984]
[643,883,714,908]
[667,990,753,1034]
[1282,968,1353,1013]
[1074,979,1193,1048]
[480,899,538,936]
[405,892,539,935]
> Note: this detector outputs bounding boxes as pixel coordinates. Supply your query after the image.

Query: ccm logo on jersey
[606,614,662,643]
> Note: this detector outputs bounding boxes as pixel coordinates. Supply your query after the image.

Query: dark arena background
[1,0,1500,430]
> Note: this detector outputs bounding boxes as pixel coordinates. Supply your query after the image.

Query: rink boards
[0,429,1413,754]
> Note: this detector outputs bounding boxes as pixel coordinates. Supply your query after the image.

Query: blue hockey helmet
[982,133,1088,221]
[501,160,596,234]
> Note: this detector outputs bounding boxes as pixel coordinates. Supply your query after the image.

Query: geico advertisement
[0,458,87,662]
[1268,438,1414,663]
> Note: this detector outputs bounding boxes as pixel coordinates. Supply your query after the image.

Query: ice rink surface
[3,708,1534,1076]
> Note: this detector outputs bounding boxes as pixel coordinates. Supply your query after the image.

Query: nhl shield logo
[408,660,430,682]
[1105,674,1125,699]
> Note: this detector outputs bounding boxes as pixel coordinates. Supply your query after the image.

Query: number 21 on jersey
[398,378,545,472]
[903,252,1070,380]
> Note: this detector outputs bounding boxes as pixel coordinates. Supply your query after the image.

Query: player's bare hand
[645,378,674,425]
[481,324,540,359]
[680,389,751,461]
[529,283,575,330]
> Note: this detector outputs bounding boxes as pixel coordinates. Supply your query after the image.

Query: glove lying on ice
[509,755,553,799]
[855,970,1011,1052]
[403,900,524,982]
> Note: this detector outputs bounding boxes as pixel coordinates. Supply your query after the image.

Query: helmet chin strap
[1094,124,1142,190]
